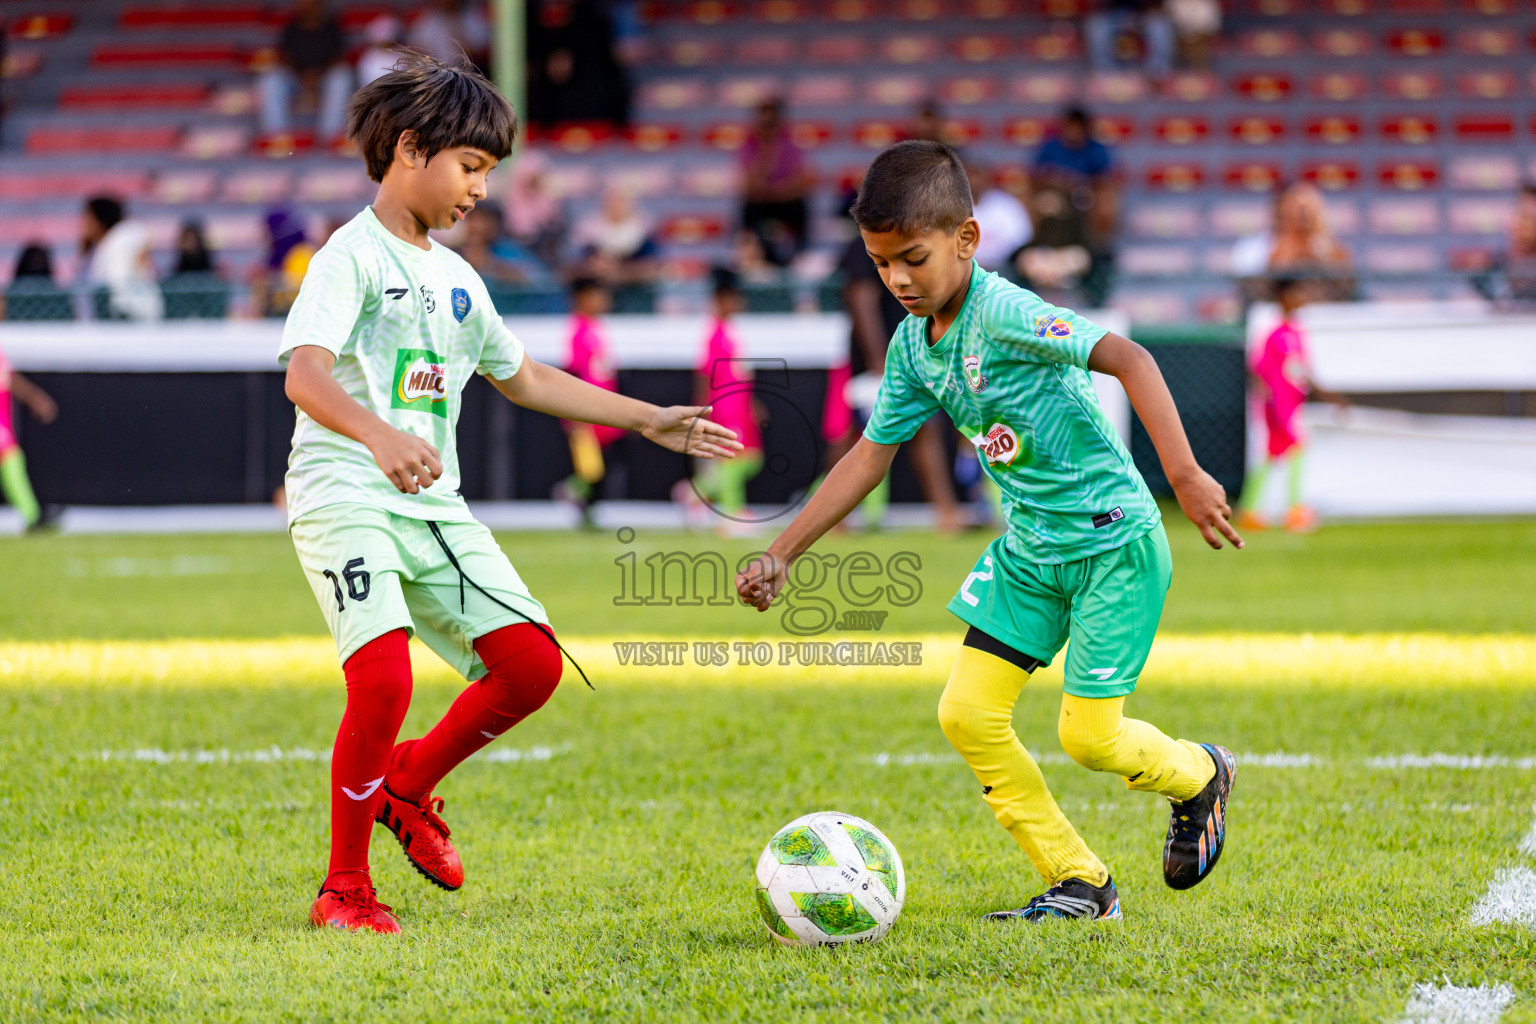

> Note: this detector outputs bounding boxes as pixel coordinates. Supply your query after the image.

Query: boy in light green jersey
[283,52,741,933]
[738,141,1244,922]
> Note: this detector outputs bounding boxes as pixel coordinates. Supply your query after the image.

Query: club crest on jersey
[962,354,988,393]
[420,285,436,314]
[1033,314,1072,339]
[391,347,448,417]
[451,287,471,323]
[970,422,1021,466]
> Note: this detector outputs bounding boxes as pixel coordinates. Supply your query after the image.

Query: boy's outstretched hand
[736,552,788,611]
[642,405,744,459]
[1171,466,1244,550]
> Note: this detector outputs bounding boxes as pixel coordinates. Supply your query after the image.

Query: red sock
[326,629,413,887]
[386,623,562,803]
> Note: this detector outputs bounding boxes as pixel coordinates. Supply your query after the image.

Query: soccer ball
[753,811,906,948]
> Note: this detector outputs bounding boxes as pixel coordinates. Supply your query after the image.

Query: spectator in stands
[259,0,353,149]
[171,220,216,277]
[1266,182,1354,301]
[1085,0,1174,80]
[454,200,555,287]
[527,0,631,129]
[1013,184,1097,306]
[1166,0,1221,69]
[80,196,162,322]
[740,98,812,266]
[251,207,316,318]
[506,150,568,271]
[1504,183,1536,300]
[968,163,1032,273]
[1032,107,1119,255]
[570,184,658,285]
[356,15,403,88]
[1,244,65,322]
[408,0,490,68]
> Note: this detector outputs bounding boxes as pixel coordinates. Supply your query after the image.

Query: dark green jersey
[863,263,1159,564]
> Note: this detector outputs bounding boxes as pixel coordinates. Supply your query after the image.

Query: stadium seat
[1377,160,1441,190]
[666,39,724,68]
[1313,29,1372,57]
[1457,26,1519,55]
[679,164,741,198]
[1379,115,1439,144]
[1455,116,1516,143]
[183,125,251,160]
[1127,203,1205,239]
[59,84,210,110]
[1309,72,1369,101]
[789,122,834,149]
[1003,117,1047,146]
[1317,0,1369,14]
[1010,73,1075,105]
[1463,0,1515,12]
[807,37,866,63]
[704,123,748,151]
[1224,162,1285,191]
[881,35,940,64]
[1384,28,1445,56]
[91,44,243,67]
[152,170,217,205]
[543,163,598,200]
[1368,197,1441,235]
[1146,163,1208,192]
[0,170,150,202]
[8,14,74,40]
[1382,70,1442,99]
[867,76,928,107]
[1210,199,1269,238]
[1087,73,1147,104]
[737,36,795,65]
[953,34,1012,63]
[853,120,903,149]
[1024,26,1080,61]
[719,76,779,108]
[1301,160,1362,190]
[1229,116,1288,145]
[637,79,707,112]
[789,75,853,108]
[659,214,727,245]
[1234,74,1294,102]
[1154,116,1211,145]
[1448,155,1520,190]
[609,164,676,198]
[940,77,997,106]
[27,126,182,155]
[1457,70,1518,100]
[295,168,373,203]
[548,123,616,153]
[1238,29,1303,57]
[1448,197,1514,235]
[221,169,293,204]
[120,6,269,29]
[1305,116,1362,145]
[1119,244,1197,277]
[1160,73,1221,102]
[1363,243,1440,273]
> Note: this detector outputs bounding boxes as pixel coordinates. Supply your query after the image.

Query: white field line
[1397,983,1515,1024]
[1469,868,1536,930]
[867,751,1536,769]
[83,743,571,765]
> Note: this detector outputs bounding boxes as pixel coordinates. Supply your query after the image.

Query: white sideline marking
[84,744,570,765]
[1470,867,1536,930]
[868,751,1536,770]
[1398,983,1515,1024]
[1370,755,1536,770]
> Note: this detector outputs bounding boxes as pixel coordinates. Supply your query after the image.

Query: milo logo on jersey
[1033,314,1073,339]
[970,422,1022,466]
[391,348,448,417]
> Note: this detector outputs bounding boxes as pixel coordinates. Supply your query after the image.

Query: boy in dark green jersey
[738,141,1244,922]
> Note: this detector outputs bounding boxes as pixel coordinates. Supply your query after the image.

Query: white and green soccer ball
[754,811,906,948]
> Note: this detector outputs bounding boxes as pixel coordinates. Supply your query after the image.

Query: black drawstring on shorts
[426,520,593,690]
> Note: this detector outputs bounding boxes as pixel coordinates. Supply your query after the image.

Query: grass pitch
[2,518,1536,1022]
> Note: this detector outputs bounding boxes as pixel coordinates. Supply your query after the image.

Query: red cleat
[310,880,401,933]
[375,783,465,891]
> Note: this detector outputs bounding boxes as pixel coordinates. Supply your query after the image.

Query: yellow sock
[1057,694,1215,801]
[937,646,1108,887]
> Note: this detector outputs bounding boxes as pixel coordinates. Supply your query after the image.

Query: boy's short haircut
[86,196,125,232]
[849,140,974,236]
[570,275,606,296]
[710,266,740,296]
[346,48,517,183]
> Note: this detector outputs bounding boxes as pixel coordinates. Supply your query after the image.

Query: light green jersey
[278,207,526,527]
[863,262,1159,564]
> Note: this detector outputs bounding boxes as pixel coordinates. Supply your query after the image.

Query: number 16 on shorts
[321,558,371,612]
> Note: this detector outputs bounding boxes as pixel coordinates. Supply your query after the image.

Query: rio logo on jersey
[1033,314,1073,339]
[391,348,448,417]
[970,422,1022,466]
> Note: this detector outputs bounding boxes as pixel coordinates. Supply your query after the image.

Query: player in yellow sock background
[738,140,1242,921]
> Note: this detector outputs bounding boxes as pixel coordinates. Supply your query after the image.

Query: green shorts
[290,503,549,680]
[946,522,1172,699]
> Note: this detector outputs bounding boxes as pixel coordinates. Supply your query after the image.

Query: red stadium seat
[684,1,735,24]
[1310,72,1369,101]
[970,0,1019,18]
[1249,0,1303,14]
[1093,117,1135,144]
[1087,72,1147,104]
[1238,29,1302,58]
[1457,27,1519,56]
[940,76,998,105]
[0,170,150,202]
[789,75,854,107]
[27,126,182,155]
[91,44,242,67]
[1233,74,1293,102]
[1379,115,1439,144]
[704,123,749,151]
[1462,0,1514,11]
[548,122,615,153]
[1384,28,1445,56]
[1224,162,1284,191]
[1377,160,1440,190]
[737,37,795,65]
[59,84,211,110]
[1229,116,1287,145]
[898,0,946,19]
[866,76,927,107]
[1038,0,1090,17]
[1457,70,1518,100]
[828,0,872,21]
[1011,73,1075,105]
[1146,163,1207,192]
[808,37,867,63]
[666,39,724,67]
[8,14,74,40]
[1455,116,1515,142]
[756,0,806,21]
[660,215,727,245]
[1313,29,1372,57]
[1389,0,1446,12]
[1154,116,1211,145]
[1003,117,1048,146]
[789,122,835,149]
[1301,161,1361,191]
[882,35,939,64]
[626,124,687,152]
[853,120,903,149]
[1318,0,1369,14]
[1160,73,1221,102]
[1305,116,1362,145]
[953,35,1013,63]
[120,6,268,29]
[938,119,987,146]
[1025,27,1080,61]
[2,50,43,80]
[1381,70,1442,99]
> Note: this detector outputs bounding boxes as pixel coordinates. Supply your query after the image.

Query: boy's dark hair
[86,196,125,232]
[14,243,53,280]
[710,266,740,296]
[1061,106,1090,129]
[849,140,973,236]
[571,275,606,296]
[346,48,517,183]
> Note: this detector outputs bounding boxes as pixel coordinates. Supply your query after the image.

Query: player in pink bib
[0,341,58,532]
